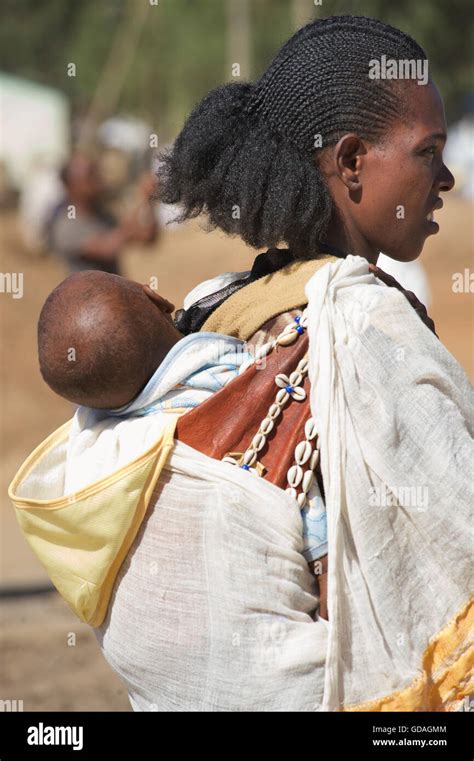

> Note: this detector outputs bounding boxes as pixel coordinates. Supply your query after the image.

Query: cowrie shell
[268,403,281,420]
[291,386,306,401]
[302,470,314,494]
[297,492,307,508]
[275,373,289,388]
[276,389,290,405]
[295,440,312,465]
[243,449,257,466]
[239,359,254,375]
[255,342,274,360]
[310,449,320,470]
[286,487,298,500]
[277,331,298,346]
[251,432,266,452]
[297,357,309,373]
[304,417,318,440]
[222,456,237,465]
[287,464,303,488]
[259,417,274,435]
[289,371,303,386]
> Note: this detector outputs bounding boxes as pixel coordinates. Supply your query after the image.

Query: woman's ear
[333,134,367,191]
[142,284,175,314]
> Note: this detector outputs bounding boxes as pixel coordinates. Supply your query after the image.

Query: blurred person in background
[47,153,158,275]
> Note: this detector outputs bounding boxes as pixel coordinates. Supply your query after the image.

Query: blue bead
[294,316,301,323]
[285,384,294,393]
[296,325,304,334]
[241,464,250,471]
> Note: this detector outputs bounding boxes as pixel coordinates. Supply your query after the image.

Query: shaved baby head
[38,271,182,409]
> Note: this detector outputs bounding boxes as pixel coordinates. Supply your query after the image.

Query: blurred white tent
[0,73,70,190]
[0,73,70,252]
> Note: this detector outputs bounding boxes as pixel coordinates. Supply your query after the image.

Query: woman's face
[322,81,455,262]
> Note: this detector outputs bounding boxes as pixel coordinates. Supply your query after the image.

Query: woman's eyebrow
[419,132,447,145]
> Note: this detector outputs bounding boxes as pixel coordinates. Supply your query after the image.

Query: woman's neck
[322,218,380,265]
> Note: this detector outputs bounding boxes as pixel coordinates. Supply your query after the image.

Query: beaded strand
[221,309,320,507]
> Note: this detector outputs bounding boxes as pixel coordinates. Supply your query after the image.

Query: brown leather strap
[175,333,311,487]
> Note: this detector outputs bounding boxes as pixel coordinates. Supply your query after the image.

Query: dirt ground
[0,200,472,710]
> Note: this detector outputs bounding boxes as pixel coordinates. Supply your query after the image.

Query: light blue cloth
[108,333,249,417]
[301,497,328,563]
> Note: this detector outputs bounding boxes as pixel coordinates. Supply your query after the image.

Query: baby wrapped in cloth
[37,270,328,564]
[10,257,473,711]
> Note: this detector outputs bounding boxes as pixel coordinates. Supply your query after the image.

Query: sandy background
[1,200,472,710]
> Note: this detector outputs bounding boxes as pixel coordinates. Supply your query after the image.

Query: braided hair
[159,15,428,258]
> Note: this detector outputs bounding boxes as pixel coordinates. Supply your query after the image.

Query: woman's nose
[437,163,455,193]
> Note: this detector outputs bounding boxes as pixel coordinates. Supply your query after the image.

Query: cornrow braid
[159,15,428,258]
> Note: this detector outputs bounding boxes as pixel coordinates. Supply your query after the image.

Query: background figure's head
[38,271,182,409]
[159,15,454,264]
[60,154,103,208]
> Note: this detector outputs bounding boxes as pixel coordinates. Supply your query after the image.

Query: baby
[38,270,327,566]
[38,270,183,411]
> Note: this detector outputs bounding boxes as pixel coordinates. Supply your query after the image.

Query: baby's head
[38,271,182,409]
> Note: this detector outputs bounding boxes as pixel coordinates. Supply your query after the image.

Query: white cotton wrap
[96,443,328,711]
[94,255,473,711]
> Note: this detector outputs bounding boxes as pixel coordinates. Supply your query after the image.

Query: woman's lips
[424,199,443,232]
[425,216,439,233]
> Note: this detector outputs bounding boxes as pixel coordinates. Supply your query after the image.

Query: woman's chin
[380,251,421,264]
[383,236,429,263]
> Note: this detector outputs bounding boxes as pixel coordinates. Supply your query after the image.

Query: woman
[15,16,467,712]
[161,14,451,304]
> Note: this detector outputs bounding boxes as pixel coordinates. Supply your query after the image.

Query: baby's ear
[142,284,175,314]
